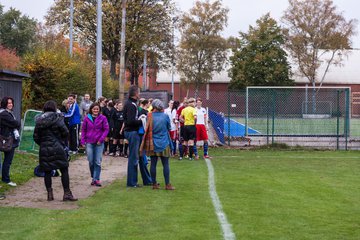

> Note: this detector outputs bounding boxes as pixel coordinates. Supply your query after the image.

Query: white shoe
[7,182,17,187]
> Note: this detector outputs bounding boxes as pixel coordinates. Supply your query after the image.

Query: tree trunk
[110,58,117,80]
[312,80,316,114]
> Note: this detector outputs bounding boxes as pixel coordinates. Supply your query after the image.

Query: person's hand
[97,141,101,145]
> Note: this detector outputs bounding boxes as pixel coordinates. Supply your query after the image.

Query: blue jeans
[125,131,140,187]
[1,148,15,183]
[139,135,152,185]
[150,156,170,185]
[86,143,104,181]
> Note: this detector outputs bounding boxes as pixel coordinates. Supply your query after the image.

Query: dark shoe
[127,184,142,188]
[63,190,78,201]
[152,183,160,190]
[165,184,175,190]
[91,180,95,186]
[46,188,54,201]
[0,194,6,200]
[94,180,102,187]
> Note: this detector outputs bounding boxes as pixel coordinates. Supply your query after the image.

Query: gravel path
[0,155,128,210]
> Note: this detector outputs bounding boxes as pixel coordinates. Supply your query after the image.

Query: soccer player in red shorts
[194,98,211,159]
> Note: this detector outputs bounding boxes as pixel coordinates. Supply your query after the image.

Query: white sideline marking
[221,155,360,159]
[205,158,236,240]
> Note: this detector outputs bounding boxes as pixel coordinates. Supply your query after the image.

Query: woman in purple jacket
[81,103,109,187]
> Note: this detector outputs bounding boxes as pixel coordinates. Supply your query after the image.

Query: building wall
[148,81,229,101]
[0,80,22,120]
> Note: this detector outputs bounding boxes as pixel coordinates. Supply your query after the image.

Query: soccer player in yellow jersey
[180,98,197,160]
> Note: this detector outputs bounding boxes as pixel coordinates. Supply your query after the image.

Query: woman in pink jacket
[81,103,109,187]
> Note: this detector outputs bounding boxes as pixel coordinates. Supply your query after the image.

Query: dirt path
[0,155,128,210]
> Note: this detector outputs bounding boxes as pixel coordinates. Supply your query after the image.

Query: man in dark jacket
[123,85,143,187]
[64,94,81,154]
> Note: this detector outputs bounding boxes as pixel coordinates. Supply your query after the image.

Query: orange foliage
[0,45,20,70]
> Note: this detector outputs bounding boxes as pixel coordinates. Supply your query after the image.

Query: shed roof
[0,69,30,79]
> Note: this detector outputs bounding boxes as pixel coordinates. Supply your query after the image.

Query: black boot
[47,188,54,201]
[63,189,78,201]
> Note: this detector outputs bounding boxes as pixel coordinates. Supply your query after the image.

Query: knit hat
[152,99,165,111]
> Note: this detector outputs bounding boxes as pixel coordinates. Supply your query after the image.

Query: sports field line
[205,158,236,240]
[221,155,360,159]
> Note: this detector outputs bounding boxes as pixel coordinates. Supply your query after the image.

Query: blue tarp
[208,109,260,144]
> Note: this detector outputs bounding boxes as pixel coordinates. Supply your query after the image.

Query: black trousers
[69,124,80,152]
[44,167,70,191]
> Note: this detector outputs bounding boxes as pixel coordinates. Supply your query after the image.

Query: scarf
[140,112,154,155]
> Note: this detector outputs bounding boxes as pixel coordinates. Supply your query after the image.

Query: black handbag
[0,135,13,152]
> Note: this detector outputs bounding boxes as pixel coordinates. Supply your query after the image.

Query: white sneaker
[7,182,17,187]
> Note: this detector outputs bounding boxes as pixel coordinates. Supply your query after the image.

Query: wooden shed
[0,69,30,121]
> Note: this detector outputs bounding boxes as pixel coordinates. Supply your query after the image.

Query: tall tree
[177,0,228,96]
[229,13,293,89]
[46,0,175,82]
[282,0,357,90]
[0,4,38,56]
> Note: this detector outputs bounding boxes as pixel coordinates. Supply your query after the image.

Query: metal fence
[185,86,359,150]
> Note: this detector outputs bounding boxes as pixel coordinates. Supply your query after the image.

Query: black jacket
[0,109,21,148]
[33,112,69,171]
[123,98,142,132]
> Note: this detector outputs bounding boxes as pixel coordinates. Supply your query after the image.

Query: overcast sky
[1,0,359,48]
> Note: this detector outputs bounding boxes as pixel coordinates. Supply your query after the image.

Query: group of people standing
[0,86,211,201]
[165,97,211,161]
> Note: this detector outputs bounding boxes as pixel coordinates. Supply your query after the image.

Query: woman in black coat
[33,100,77,201]
[0,96,20,187]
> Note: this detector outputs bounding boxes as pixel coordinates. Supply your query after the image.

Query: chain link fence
[185,87,357,150]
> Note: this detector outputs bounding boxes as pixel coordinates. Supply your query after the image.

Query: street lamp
[142,44,147,91]
[119,0,127,102]
[95,0,102,99]
[171,17,178,99]
[69,0,73,56]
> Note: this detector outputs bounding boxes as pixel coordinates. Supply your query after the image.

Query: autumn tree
[177,0,228,96]
[0,45,20,70]
[229,14,293,89]
[0,4,38,56]
[46,0,175,83]
[20,27,117,110]
[282,0,357,91]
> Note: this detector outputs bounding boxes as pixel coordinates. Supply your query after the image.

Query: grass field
[1,149,360,239]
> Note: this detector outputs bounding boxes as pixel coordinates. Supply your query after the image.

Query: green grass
[0,153,220,240]
[0,151,38,194]
[211,149,360,239]
[1,149,360,239]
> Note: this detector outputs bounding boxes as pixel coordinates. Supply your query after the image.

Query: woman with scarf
[140,99,175,190]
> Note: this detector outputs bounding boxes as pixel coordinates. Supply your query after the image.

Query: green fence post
[245,88,248,137]
[227,90,231,146]
[336,90,340,150]
[345,88,350,150]
[266,89,270,145]
[272,89,276,144]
